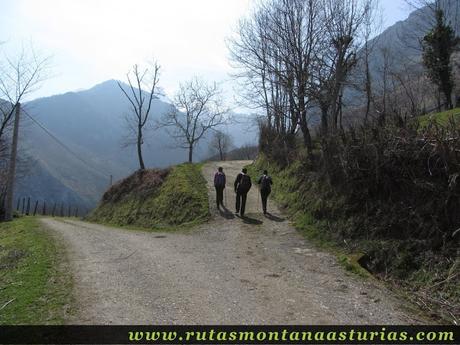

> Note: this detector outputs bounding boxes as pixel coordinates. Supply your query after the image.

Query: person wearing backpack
[214,167,226,209]
[257,170,273,215]
[234,168,252,216]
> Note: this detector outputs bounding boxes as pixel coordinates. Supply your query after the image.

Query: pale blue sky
[0,0,411,102]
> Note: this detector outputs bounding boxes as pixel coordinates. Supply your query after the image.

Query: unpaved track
[42,160,425,324]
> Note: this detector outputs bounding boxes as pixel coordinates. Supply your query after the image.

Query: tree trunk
[442,85,453,110]
[320,104,329,137]
[188,144,193,163]
[219,147,224,161]
[298,85,313,154]
[3,103,20,221]
[300,115,313,154]
[364,43,372,124]
[137,126,145,170]
[437,91,442,112]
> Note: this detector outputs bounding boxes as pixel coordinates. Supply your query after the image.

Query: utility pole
[4,103,21,222]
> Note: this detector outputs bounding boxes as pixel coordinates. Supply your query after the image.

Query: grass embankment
[248,154,459,323]
[418,107,460,127]
[0,217,71,324]
[88,163,210,230]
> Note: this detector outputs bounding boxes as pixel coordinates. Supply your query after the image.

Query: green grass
[0,217,72,324]
[418,107,460,127]
[88,163,210,230]
[337,254,371,278]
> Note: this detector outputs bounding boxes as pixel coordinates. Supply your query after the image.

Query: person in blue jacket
[214,167,226,209]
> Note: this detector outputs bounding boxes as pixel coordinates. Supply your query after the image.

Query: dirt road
[42,160,425,324]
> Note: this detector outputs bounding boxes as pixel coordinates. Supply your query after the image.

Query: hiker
[214,167,226,209]
[234,168,252,216]
[257,170,273,215]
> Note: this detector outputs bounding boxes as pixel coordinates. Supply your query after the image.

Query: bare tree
[310,0,375,135]
[389,61,434,118]
[239,143,257,160]
[230,0,375,156]
[229,0,325,155]
[209,130,233,161]
[0,45,50,219]
[373,47,394,123]
[160,78,229,163]
[118,61,160,170]
[0,46,50,142]
[358,0,381,123]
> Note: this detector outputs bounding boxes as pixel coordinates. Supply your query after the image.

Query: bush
[252,116,460,322]
[258,121,297,167]
[321,118,460,245]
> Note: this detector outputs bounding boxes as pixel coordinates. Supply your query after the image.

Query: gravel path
[41,160,426,324]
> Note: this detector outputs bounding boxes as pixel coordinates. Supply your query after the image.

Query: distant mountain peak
[87,79,122,91]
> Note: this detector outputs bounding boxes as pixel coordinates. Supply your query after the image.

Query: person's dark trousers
[236,192,248,216]
[215,186,224,207]
[260,189,271,214]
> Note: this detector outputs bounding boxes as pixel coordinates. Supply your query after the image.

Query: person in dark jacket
[257,170,273,214]
[234,168,251,216]
[214,167,226,209]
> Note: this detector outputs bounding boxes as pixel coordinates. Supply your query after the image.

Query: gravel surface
[41,160,426,324]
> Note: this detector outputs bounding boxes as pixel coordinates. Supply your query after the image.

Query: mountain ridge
[15,79,256,210]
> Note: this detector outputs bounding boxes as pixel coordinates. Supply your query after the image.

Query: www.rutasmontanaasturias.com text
[127,327,455,343]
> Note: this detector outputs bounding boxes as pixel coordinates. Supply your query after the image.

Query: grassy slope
[88,163,210,230]
[0,217,71,324]
[248,155,459,323]
[418,107,460,127]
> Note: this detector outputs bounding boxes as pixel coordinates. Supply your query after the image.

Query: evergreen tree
[422,9,458,110]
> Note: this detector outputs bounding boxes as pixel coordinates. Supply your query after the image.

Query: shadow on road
[239,215,263,225]
[219,206,235,220]
[264,213,286,222]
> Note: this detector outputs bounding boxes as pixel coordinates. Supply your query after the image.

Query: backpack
[260,175,271,191]
[239,174,251,192]
[215,173,225,187]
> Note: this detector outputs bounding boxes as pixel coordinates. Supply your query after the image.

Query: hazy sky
[0,0,412,102]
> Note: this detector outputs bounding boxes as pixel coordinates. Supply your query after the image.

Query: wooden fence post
[26,197,30,215]
[21,197,25,214]
[60,203,64,217]
[75,207,79,218]
[16,198,20,211]
[52,202,57,217]
[42,201,47,216]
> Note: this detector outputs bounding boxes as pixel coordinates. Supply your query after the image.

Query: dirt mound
[102,169,170,203]
[88,164,209,229]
